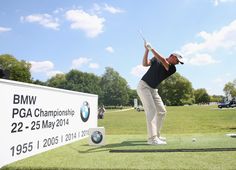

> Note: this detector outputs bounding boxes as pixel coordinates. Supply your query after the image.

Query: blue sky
[1,0,236,95]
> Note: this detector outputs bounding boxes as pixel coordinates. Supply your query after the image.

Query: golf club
[138,30,152,51]
[138,30,146,43]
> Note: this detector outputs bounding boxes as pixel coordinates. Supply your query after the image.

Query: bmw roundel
[80,101,90,122]
[91,131,103,144]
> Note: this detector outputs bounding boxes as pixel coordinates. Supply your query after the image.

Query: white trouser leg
[152,113,166,138]
[137,81,156,138]
[152,89,167,138]
[156,112,166,137]
[137,80,167,139]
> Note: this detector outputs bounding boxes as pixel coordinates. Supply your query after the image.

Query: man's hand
[145,42,152,51]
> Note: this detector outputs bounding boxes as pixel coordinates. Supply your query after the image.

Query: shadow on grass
[70,138,236,154]
[222,127,236,130]
[71,140,147,153]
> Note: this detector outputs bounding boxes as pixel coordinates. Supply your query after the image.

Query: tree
[210,95,224,103]
[0,54,32,82]
[46,70,102,96]
[65,70,101,95]
[33,79,47,86]
[46,73,67,89]
[100,67,129,106]
[223,80,236,100]
[158,72,195,106]
[127,88,139,106]
[194,88,210,104]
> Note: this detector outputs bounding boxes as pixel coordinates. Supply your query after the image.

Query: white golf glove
[146,42,152,51]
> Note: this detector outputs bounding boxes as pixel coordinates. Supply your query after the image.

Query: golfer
[137,42,183,145]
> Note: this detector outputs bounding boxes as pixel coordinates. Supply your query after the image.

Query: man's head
[168,53,184,65]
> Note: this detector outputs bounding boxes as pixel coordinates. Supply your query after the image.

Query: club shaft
[139,30,146,42]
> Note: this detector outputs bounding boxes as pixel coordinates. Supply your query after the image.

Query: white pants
[137,80,167,139]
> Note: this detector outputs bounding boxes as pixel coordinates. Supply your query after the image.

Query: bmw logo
[91,131,103,144]
[80,101,90,122]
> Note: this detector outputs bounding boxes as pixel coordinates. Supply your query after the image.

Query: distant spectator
[98,105,106,119]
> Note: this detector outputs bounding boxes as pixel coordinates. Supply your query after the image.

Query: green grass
[2,105,236,170]
[100,105,236,135]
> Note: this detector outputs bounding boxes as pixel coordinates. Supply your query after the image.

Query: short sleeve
[150,57,156,65]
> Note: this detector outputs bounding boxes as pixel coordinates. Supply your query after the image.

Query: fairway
[2,105,236,170]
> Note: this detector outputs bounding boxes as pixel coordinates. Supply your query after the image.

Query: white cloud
[21,14,60,30]
[72,57,99,69]
[30,60,64,79]
[90,3,124,14]
[65,9,105,38]
[105,46,114,53]
[53,8,64,14]
[213,73,233,84]
[131,65,148,77]
[0,26,12,32]
[179,19,236,65]
[188,53,220,65]
[46,70,64,77]
[209,73,234,95]
[213,0,236,6]
[30,61,54,73]
[72,57,91,69]
[103,4,124,14]
[214,77,224,84]
[213,0,219,6]
[91,3,102,14]
[89,63,99,69]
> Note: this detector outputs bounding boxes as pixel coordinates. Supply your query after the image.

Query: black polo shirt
[141,57,176,88]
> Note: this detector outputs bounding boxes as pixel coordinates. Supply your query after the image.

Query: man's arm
[150,48,170,71]
[142,42,151,66]
[142,49,151,66]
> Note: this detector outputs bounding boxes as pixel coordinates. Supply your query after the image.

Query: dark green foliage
[0,54,32,83]
[46,69,102,97]
[100,67,129,106]
[194,88,210,104]
[158,72,195,106]
[224,80,236,99]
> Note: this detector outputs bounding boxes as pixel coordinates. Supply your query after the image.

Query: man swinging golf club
[137,39,184,145]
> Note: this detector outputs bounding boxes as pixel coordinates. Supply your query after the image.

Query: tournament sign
[0,79,98,168]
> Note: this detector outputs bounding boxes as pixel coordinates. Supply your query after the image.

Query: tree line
[1,54,235,106]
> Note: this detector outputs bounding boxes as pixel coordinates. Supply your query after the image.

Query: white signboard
[0,79,98,168]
